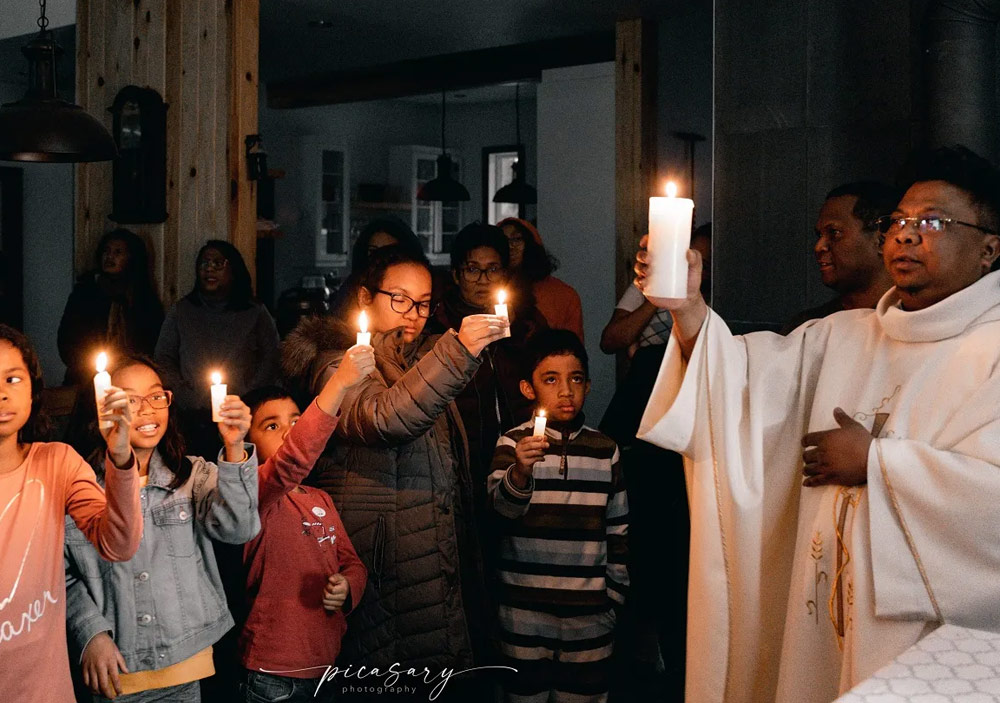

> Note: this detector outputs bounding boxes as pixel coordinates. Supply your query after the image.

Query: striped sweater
[487,418,629,616]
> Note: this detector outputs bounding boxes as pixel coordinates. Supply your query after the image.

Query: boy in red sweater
[238,344,373,703]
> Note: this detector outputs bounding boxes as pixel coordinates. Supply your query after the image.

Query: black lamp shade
[417,154,470,202]
[0,29,117,163]
[493,161,537,204]
[0,98,117,162]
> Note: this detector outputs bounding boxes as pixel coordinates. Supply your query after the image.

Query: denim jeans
[243,670,335,703]
[96,681,201,702]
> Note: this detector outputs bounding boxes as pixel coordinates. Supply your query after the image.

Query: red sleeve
[257,401,339,515]
[331,502,367,613]
[64,445,142,562]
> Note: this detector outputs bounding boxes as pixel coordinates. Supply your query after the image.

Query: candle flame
[497,289,507,305]
[538,409,546,419]
[211,371,222,385]
[358,310,369,334]
[96,352,108,373]
[666,181,677,198]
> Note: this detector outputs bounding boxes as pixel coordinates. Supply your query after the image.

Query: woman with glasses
[155,240,279,456]
[282,245,508,693]
[64,355,259,703]
[498,217,584,342]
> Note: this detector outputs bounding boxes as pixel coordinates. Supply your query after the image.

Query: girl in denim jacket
[64,356,260,702]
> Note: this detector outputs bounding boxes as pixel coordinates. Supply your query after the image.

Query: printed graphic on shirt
[301,510,337,546]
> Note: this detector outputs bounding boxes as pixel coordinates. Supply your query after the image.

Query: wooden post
[614,19,657,378]
[229,0,259,291]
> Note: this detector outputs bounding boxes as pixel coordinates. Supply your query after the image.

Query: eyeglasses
[376,290,436,318]
[127,391,173,411]
[460,264,505,283]
[198,258,229,272]
[875,215,997,236]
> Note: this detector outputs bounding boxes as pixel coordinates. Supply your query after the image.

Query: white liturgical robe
[637,271,1000,703]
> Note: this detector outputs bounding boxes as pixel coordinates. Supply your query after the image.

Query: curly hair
[0,324,51,443]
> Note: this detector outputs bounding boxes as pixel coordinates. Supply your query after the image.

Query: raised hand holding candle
[210,371,227,423]
[532,409,547,437]
[357,311,371,346]
[646,181,695,299]
[94,352,113,430]
[495,290,511,338]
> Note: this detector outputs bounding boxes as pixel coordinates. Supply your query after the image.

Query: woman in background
[58,229,164,385]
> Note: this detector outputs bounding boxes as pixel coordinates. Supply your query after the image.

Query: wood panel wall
[75,0,258,305]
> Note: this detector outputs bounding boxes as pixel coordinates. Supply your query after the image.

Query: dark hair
[243,385,296,418]
[825,181,902,233]
[359,244,433,298]
[500,218,558,282]
[187,240,254,310]
[95,229,160,302]
[0,325,50,443]
[450,222,510,271]
[351,217,424,273]
[522,328,590,381]
[110,355,189,489]
[901,146,1000,234]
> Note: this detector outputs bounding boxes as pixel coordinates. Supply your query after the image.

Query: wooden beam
[229,0,259,291]
[615,19,657,303]
[267,32,614,109]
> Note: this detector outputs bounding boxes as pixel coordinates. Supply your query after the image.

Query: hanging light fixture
[0,0,117,163]
[417,91,469,202]
[493,83,537,205]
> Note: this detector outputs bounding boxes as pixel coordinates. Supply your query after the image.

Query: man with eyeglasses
[782,182,899,334]
[633,145,1000,703]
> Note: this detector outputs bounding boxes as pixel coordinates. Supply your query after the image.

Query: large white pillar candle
[94,352,112,430]
[646,182,695,299]
[210,371,227,423]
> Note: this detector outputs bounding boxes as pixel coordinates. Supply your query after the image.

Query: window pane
[417,158,436,181]
[441,206,459,233]
[416,207,432,233]
[322,174,342,203]
[322,150,343,174]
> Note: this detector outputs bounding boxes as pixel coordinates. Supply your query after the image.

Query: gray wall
[537,63,616,419]
[0,80,75,387]
[713,0,927,330]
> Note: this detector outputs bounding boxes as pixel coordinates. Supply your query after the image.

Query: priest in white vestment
[634,146,1000,703]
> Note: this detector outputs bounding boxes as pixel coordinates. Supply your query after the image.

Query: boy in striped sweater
[488,329,629,703]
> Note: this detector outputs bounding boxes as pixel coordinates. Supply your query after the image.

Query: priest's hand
[800,408,872,487]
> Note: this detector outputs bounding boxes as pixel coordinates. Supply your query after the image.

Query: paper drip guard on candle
[495,290,511,338]
[532,410,547,437]
[94,352,113,430]
[646,182,695,299]
[357,311,371,346]
[210,372,227,423]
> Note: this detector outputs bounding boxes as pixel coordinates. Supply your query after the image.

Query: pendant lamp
[493,83,537,205]
[0,0,117,163]
[417,92,470,202]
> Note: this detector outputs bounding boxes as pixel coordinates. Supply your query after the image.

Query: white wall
[536,63,616,420]
[0,81,74,386]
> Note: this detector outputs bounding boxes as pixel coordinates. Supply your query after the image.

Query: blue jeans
[96,681,200,702]
[243,670,335,703]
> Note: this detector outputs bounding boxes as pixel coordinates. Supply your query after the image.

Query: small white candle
[532,409,547,437]
[646,181,695,299]
[93,352,112,430]
[495,290,511,338]
[210,371,227,423]
[357,311,371,347]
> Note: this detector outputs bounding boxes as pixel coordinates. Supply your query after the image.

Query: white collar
[876,270,1000,342]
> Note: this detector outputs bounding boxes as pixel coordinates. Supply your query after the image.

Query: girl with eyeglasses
[64,355,259,703]
[282,245,508,695]
[154,241,279,457]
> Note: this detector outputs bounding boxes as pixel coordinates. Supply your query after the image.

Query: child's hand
[323,573,350,612]
[217,395,251,460]
[81,631,129,699]
[99,388,134,469]
[513,435,549,487]
[334,344,376,389]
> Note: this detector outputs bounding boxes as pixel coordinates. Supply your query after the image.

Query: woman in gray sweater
[155,241,279,456]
